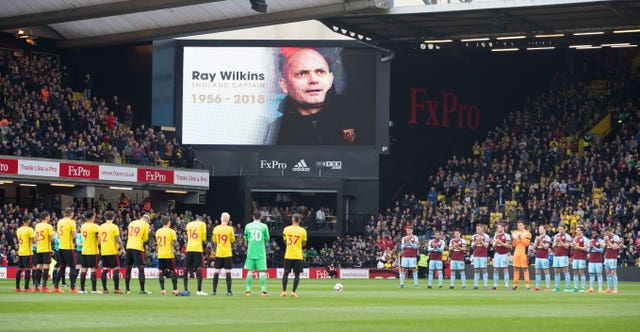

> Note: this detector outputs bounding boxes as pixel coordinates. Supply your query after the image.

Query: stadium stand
[1,51,638,271]
[318,71,640,269]
[0,52,194,168]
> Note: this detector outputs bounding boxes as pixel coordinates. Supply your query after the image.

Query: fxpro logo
[292,159,310,172]
[315,161,343,170]
[259,160,287,169]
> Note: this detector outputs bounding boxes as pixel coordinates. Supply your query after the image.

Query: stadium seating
[0,53,194,168]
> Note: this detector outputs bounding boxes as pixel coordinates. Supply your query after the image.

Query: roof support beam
[57,0,389,48]
[0,0,223,30]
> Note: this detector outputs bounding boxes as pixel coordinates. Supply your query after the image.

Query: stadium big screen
[174,41,387,148]
[152,40,389,219]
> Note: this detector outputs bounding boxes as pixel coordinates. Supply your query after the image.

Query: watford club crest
[343,128,356,143]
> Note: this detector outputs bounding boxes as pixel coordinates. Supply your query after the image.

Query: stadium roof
[322,0,640,51]
[0,0,390,48]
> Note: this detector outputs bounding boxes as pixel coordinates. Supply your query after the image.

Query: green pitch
[1,279,639,331]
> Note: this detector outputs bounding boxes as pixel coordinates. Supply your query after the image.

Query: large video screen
[179,46,377,145]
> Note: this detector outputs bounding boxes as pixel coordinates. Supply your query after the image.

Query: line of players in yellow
[14,208,308,297]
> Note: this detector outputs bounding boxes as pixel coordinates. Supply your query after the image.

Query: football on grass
[334,283,343,292]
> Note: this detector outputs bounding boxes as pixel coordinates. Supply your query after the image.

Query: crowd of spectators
[0,53,195,168]
[2,50,639,270]
[252,203,337,232]
[345,71,640,269]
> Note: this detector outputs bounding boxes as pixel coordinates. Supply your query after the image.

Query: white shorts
[553,256,569,268]
[450,260,465,270]
[401,257,417,268]
[571,259,586,270]
[535,258,549,269]
[493,253,509,268]
[588,262,603,274]
[604,259,617,270]
[473,257,488,269]
[429,260,443,270]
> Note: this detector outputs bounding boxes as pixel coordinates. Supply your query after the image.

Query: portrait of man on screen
[264,47,372,145]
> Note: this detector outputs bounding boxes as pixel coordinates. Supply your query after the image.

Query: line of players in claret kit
[399,221,621,293]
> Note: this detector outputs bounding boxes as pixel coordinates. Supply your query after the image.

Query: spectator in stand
[0,54,196,169]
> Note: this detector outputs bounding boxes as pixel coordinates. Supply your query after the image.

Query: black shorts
[18,255,33,269]
[158,258,176,272]
[284,259,303,274]
[58,249,76,266]
[102,255,120,269]
[81,254,100,268]
[185,252,204,269]
[126,249,145,267]
[214,257,233,270]
[35,252,52,265]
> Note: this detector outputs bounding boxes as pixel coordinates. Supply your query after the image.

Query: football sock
[574,273,580,289]
[589,273,595,289]
[513,269,520,286]
[581,274,586,289]
[450,271,456,287]
[554,272,561,288]
[41,269,49,287]
[54,264,66,288]
[16,269,22,289]
[504,272,509,288]
[125,267,132,291]
[24,270,31,289]
[245,273,253,292]
[493,272,499,288]
[101,270,108,290]
[613,273,618,290]
[483,272,489,287]
[428,270,433,286]
[412,271,418,286]
[282,273,288,291]
[138,266,146,291]
[473,272,479,287]
[213,273,220,292]
[90,272,97,291]
[606,273,611,290]
[460,272,466,287]
[293,273,300,292]
[32,269,41,287]
[399,271,405,285]
[437,270,443,286]
[523,269,529,287]
[225,273,232,293]
[259,272,267,293]
[113,269,120,290]
[172,272,178,291]
[545,273,550,288]
[183,270,190,291]
[80,271,87,291]
[196,269,202,292]
[535,273,541,288]
[564,272,571,289]
[159,275,165,290]
[70,268,79,289]
[597,273,603,290]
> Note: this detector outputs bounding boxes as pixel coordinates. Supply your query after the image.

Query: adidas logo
[291,159,310,172]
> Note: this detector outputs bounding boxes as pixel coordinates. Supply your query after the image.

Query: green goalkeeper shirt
[244,221,270,260]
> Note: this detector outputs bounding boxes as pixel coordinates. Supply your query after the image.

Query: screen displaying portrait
[180,46,376,145]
